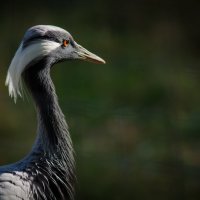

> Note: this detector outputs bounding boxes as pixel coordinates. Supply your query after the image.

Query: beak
[75,43,106,64]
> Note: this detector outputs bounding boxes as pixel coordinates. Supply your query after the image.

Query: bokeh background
[0,0,200,199]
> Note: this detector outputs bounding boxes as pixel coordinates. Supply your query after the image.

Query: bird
[0,25,105,200]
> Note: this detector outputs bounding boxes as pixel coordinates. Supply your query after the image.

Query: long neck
[23,59,75,200]
[23,59,74,157]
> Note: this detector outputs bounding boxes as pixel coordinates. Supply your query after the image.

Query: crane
[0,25,105,200]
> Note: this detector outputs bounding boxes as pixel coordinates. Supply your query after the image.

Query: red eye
[63,40,69,47]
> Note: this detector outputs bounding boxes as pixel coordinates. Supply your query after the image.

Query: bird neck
[23,59,75,200]
[23,59,74,156]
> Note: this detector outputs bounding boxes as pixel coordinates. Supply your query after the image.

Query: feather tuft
[5,40,60,102]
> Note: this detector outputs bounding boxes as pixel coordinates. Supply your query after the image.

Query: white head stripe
[5,40,60,102]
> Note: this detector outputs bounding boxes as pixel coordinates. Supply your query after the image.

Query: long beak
[75,44,106,64]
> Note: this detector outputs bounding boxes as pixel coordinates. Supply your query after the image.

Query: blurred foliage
[0,0,200,199]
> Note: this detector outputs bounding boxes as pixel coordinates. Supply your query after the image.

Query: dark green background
[0,0,200,199]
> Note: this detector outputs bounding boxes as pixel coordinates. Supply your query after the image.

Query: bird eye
[63,39,70,47]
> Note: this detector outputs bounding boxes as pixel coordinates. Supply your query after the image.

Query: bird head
[6,25,105,101]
